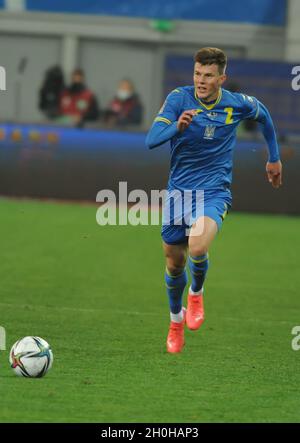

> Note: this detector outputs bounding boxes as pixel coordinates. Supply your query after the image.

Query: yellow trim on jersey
[172,89,181,93]
[194,88,222,110]
[154,117,172,125]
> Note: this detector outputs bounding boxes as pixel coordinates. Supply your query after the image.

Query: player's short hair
[194,48,227,74]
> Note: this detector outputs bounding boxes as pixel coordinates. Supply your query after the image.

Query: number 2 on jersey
[224,107,234,124]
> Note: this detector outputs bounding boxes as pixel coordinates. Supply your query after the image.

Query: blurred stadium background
[0,0,300,424]
[0,0,299,212]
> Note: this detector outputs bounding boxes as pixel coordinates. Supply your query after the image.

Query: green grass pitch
[0,197,299,423]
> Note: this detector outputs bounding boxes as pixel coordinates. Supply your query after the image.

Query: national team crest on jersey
[203,125,216,140]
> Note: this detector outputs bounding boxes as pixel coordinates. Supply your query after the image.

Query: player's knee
[188,232,209,256]
[189,243,208,258]
[166,262,185,276]
[163,243,187,275]
[165,254,186,275]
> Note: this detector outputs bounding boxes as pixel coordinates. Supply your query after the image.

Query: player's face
[193,63,226,101]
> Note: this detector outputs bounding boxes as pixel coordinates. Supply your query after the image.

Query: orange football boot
[186,291,204,330]
[166,308,186,354]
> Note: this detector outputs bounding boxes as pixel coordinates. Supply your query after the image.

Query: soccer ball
[9,336,53,378]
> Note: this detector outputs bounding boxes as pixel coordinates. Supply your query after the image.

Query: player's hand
[177,110,197,132]
[266,160,282,189]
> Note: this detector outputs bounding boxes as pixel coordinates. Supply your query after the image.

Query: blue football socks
[188,253,209,293]
[165,268,188,314]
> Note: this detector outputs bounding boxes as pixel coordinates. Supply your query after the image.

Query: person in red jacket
[104,79,143,128]
[59,68,100,128]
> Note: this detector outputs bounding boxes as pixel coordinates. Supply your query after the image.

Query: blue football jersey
[154,86,260,191]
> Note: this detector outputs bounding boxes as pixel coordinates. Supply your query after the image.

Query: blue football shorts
[161,188,232,245]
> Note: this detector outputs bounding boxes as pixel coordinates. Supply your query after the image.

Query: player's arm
[255,101,282,188]
[241,95,282,189]
[145,119,178,149]
[145,89,196,149]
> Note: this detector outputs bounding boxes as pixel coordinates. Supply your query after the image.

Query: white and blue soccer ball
[9,336,53,378]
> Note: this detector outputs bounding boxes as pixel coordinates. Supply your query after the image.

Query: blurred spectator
[59,68,100,128]
[104,79,143,127]
[39,66,65,119]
